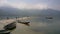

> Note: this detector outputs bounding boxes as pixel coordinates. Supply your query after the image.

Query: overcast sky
[0,0,60,10]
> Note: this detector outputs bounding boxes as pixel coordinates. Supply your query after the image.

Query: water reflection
[29,17,60,34]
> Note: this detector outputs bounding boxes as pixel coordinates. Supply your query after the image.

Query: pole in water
[7,17,9,20]
[16,17,17,19]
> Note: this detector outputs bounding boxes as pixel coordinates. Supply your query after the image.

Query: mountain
[0,6,29,16]
[0,6,60,17]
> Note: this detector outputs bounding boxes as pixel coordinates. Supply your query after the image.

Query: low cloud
[8,2,48,9]
[0,0,48,9]
[0,0,60,10]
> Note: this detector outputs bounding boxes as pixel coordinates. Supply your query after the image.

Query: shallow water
[0,16,60,34]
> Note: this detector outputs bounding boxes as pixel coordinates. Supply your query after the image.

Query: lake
[0,16,60,34]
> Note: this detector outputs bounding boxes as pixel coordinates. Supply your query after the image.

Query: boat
[17,20,30,24]
[0,30,10,34]
[46,17,53,19]
[17,20,30,26]
[4,21,16,30]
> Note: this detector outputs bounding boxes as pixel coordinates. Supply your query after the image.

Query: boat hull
[4,22,16,30]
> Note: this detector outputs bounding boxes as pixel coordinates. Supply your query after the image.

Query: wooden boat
[46,17,53,19]
[0,30,10,34]
[17,20,30,23]
[4,22,16,30]
[17,20,30,26]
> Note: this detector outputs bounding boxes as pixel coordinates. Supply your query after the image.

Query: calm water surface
[0,16,60,34]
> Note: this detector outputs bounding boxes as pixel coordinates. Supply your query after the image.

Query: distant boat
[17,20,30,26]
[46,17,53,19]
[4,22,16,30]
[0,30,10,34]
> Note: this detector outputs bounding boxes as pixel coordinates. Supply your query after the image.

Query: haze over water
[0,16,60,34]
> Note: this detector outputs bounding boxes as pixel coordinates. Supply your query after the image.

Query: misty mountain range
[0,6,60,17]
